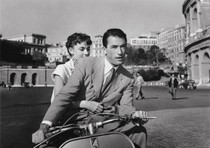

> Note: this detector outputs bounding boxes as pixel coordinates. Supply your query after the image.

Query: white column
[197,1,202,29]
[191,53,195,80]
[189,7,193,34]
[198,50,203,84]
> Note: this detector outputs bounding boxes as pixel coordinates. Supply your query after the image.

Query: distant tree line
[124,45,168,66]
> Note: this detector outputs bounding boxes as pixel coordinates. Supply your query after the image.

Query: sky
[1,0,185,44]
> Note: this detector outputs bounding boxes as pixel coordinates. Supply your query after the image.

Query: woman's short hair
[66,33,92,49]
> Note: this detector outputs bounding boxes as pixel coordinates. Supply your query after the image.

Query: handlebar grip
[138,117,157,119]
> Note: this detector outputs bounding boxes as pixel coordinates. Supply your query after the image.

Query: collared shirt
[104,57,118,84]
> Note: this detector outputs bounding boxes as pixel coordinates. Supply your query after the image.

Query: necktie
[102,68,115,92]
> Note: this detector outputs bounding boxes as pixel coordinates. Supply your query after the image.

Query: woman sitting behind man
[51,33,92,102]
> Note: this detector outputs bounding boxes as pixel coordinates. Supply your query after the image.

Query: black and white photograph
[1,0,210,148]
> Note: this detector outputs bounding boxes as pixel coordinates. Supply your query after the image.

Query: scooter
[34,110,156,148]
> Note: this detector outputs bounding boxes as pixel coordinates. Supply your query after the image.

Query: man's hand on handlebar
[32,123,50,144]
[132,110,149,125]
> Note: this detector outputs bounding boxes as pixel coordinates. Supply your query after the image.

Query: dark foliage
[0,40,48,66]
[125,45,167,66]
[137,68,167,81]
[0,40,33,64]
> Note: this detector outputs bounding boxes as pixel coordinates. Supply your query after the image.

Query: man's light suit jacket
[43,57,136,125]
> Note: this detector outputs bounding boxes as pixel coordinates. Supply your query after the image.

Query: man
[135,72,145,100]
[168,73,179,99]
[32,28,148,148]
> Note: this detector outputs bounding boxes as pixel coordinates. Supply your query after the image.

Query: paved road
[1,86,210,148]
[133,86,210,148]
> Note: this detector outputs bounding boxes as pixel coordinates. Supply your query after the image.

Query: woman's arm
[54,75,65,98]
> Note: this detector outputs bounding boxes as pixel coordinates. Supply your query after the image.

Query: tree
[32,51,48,66]
[124,45,168,66]
[0,40,33,64]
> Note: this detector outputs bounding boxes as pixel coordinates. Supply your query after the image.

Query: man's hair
[102,28,127,48]
[137,71,141,75]
[66,33,92,49]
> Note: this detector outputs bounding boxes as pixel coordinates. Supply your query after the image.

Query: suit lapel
[109,66,123,92]
[92,57,105,98]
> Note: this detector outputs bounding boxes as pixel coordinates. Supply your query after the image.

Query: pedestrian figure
[135,72,145,100]
[168,73,179,100]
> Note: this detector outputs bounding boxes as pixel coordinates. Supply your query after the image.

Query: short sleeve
[51,65,66,83]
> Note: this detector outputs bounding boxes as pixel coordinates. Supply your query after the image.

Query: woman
[51,33,92,102]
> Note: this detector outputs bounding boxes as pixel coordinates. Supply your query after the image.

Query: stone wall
[0,66,54,87]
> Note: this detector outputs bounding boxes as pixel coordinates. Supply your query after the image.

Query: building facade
[183,0,210,84]
[0,66,54,87]
[5,34,48,55]
[91,35,105,57]
[130,33,158,51]
[157,25,186,66]
[46,42,70,63]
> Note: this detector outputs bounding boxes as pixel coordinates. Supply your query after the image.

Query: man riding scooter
[32,28,149,148]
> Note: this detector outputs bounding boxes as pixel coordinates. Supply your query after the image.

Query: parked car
[0,81,6,87]
[178,79,197,89]
[165,79,197,89]
[22,82,31,88]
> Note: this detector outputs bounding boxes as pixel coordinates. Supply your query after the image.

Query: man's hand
[132,110,149,125]
[80,100,104,113]
[32,124,50,144]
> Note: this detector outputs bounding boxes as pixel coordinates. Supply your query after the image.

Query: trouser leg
[135,86,140,100]
[124,126,147,148]
[139,87,143,97]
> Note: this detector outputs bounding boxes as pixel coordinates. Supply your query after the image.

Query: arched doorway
[32,73,37,86]
[10,73,16,85]
[21,73,27,85]
[203,52,210,62]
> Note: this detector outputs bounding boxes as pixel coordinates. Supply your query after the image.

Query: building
[130,33,158,51]
[91,35,105,57]
[157,25,186,66]
[0,65,54,87]
[46,42,69,63]
[182,0,210,85]
[5,34,48,55]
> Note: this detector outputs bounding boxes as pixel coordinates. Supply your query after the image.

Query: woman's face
[69,41,90,60]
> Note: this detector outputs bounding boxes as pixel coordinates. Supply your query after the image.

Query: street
[0,86,210,148]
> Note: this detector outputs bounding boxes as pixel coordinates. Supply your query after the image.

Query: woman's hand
[80,100,104,113]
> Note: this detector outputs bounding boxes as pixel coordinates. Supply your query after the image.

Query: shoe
[141,96,145,100]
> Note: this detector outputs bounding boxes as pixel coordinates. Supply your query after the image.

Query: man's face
[105,36,126,66]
